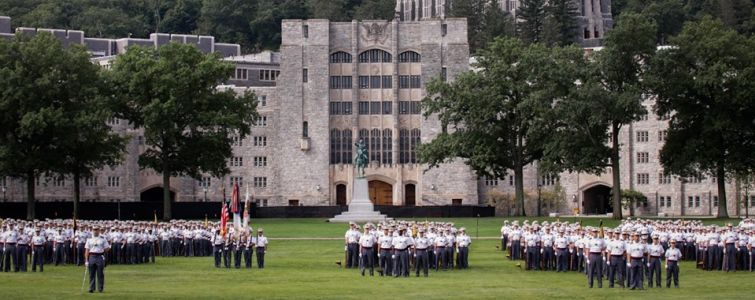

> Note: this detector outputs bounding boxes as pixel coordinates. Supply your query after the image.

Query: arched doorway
[583,184,612,215]
[405,184,416,206]
[140,187,176,202]
[369,180,393,206]
[336,184,347,206]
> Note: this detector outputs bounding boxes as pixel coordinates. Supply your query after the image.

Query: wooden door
[405,184,416,206]
[336,184,347,206]
[369,180,393,206]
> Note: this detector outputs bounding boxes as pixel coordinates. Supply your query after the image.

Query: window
[330,76,352,89]
[230,157,243,167]
[107,176,120,187]
[302,122,308,138]
[288,199,299,206]
[441,24,447,37]
[639,114,648,121]
[399,129,409,164]
[84,177,97,187]
[382,101,392,115]
[658,130,667,141]
[687,196,693,208]
[509,176,514,186]
[303,25,308,38]
[232,135,243,147]
[253,177,267,188]
[410,129,420,163]
[107,117,120,125]
[359,76,369,89]
[658,113,671,121]
[53,176,65,187]
[410,101,421,114]
[330,129,342,164]
[255,198,268,207]
[441,67,447,82]
[330,51,352,63]
[659,196,666,207]
[330,102,353,115]
[370,76,381,89]
[541,175,559,186]
[258,69,278,81]
[750,195,755,207]
[233,68,248,80]
[302,68,308,82]
[253,136,267,147]
[342,129,353,164]
[695,196,700,207]
[666,196,672,207]
[399,75,410,89]
[199,177,211,188]
[637,173,649,185]
[254,116,268,127]
[410,75,421,88]
[370,128,381,163]
[230,176,244,187]
[398,51,421,63]
[382,129,392,165]
[253,156,267,167]
[358,101,370,115]
[452,199,462,206]
[636,131,649,142]
[358,49,392,63]
[687,175,705,184]
[399,101,410,114]
[713,196,719,207]
[659,171,672,184]
[485,177,499,186]
[637,152,649,164]
[370,102,381,115]
[382,76,392,88]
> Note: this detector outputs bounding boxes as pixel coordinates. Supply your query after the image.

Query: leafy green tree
[307,0,352,21]
[109,43,258,220]
[421,37,584,216]
[645,17,755,218]
[517,0,547,44]
[159,0,203,34]
[448,0,516,54]
[353,0,396,20]
[543,13,657,220]
[197,0,257,50]
[249,0,308,50]
[0,33,97,219]
[543,0,580,46]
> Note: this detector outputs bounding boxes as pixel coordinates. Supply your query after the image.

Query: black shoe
[88,290,94,293]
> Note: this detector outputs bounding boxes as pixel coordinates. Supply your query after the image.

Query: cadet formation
[208,225,268,269]
[499,218,754,289]
[342,220,472,277]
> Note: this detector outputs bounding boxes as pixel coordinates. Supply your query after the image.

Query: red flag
[220,200,229,236]
[231,183,239,214]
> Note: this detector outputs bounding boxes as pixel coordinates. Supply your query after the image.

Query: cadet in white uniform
[85,227,111,293]
[647,234,665,288]
[344,223,361,269]
[626,232,647,290]
[456,228,471,269]
[665,239,682,287]
[359,226,376,276]
[414,229,430,276]
[255,228,268,269]
[31,228,47,272]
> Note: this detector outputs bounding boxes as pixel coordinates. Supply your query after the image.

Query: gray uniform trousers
[629,258,644,289]
[88,254,106,292]
[394,249,409,277]
[587,253,604,288]
[3,244,16,272]
[648,257,662,287]
[608,255,624,287]
[379,249,392,276]
[360,247,374,275]
[458,247,469,269]
[415,249,429,276]
[32,246,45,272]
[666,260,679,287]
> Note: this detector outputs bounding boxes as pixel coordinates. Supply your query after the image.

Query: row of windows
[32,176,120,187]
[359,129,394,164]
[540,175,559,186]
[329,129,354,165]
[358,76,392,89]
[398,75,422,89]
[199,176,267,188]
[331,51,421,64]
[399,129,421,164]
[329,129,421,165]
[357,101,392,115]
[329,102,353,115]
[484,175,516,187]
[635,130,668,142]
[230,69,280,81]
[358,49,393,63]
[331,75,421,90]
[253,136,267,147]
[330,76,353,89]
[254,116,268,127]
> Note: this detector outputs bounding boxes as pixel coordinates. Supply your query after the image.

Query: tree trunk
[716,162,729,218]
[629,194,635,217]
[73,171,81,219]
[26,171,35,220]
[163,169,172,221]
[611,123,623,220]
[514,165,526,216]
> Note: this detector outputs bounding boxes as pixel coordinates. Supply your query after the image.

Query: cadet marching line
[500,218,755,289]
[342,221,472,277]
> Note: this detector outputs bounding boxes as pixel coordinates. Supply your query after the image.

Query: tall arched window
[330,129,341,164]
[342,129,353,164]
[410,129,421,163]
[358,49,392,63]
[382,129,393,165]
[398,51,421,63]
[370,129,381,163]
[399,129,410,164]
[330,51,352,63]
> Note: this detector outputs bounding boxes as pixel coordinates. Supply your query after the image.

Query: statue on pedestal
[354,139,368,178]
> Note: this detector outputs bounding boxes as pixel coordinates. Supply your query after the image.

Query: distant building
[396,0,614,47]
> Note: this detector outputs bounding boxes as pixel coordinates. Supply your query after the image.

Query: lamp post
[537,183,542,217]
[203,187,208,202]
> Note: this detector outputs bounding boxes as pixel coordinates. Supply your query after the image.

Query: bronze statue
[354,139,368,178]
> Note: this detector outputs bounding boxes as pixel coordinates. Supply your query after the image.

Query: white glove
[586,259,590,265]
[391,255,395,259]
[344,246,347,251]
[540,249,543,254]
[359,253,362,257]
[413,254,417,258]
[85,261,89,267]
[603,257,606,261]
[606,260,610,266]
[569,249,573,254]
[626,263,631,267]
[647,263,651,268]
[665,264,668,269]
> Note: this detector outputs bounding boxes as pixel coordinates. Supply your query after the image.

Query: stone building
[1,14,752,217]
[396,0,613,47]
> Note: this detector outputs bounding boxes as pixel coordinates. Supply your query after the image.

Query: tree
[542,13,657,220]
[159,0,203,34]
[645,17,755,218]
[624,0,689,44]
[306,0,353,21]
[0,33,94,219]
[517,0,547,44]
[543,0,580,46]
[197,0,257,50]
[249,0,309,51]
[448,0,516,54]
[109,43,258,220]
[421,37,584,216]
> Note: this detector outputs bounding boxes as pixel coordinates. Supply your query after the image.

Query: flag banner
[242,184,251,230]
[231,183,239,213]
[220,200,229,236]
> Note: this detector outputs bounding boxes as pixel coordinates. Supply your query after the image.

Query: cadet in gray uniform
[85,227,111,293]
[31,228,46,272]
[359,226,376,276]
[255,228,268,269]
[16,225,29,272]
[665,239,682,287]
[4,225,18,272]
[211,229,224,268]
[414,229,430,277]
[647,235,664,288]
[626,232,647,290]
[456,228,471,269]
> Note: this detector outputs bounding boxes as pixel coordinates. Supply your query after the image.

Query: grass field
[0,217,751,299]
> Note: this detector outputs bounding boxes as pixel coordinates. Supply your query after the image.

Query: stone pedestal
[329,177,391,223]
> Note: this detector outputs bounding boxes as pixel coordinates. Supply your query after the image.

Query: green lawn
[0,217,750,299]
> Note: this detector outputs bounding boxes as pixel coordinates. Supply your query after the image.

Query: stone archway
[140,186,176,202]
[335,184,347,206]
[582,184,612,215]
[368,180,393,206]
[405,184,416,206]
